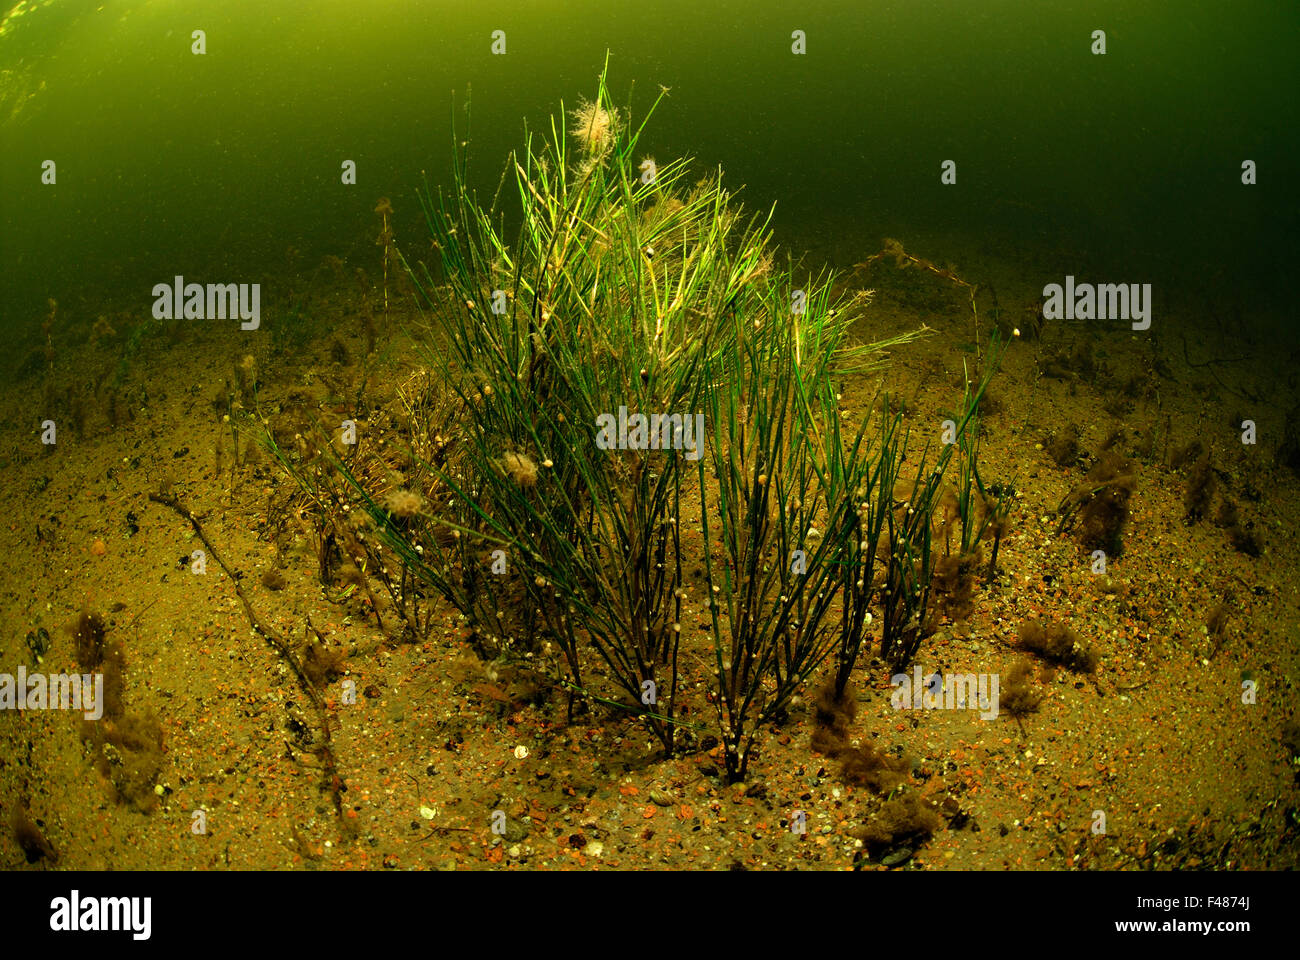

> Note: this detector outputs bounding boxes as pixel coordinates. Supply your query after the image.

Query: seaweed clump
[1183,454,1216,521]
[810,681,909,792]
[87,712,166,812]
[1206,601,1230,656]
[1179,453,1257,553]
[1001,658,1043,717]
[1044,425,1081,468]
[839,743,910,793]
[73,609,125,719]
[932,549,982,621]
[1226,525,1261,557]
[1058,452,1137,556]
[74,610,106,670]
[1205,479,1261,556]
[302,638,348,687]
[850,791,943,857]
[71,608,164,811]
[1213,498,1239,528]
[1169,439,1204,471]
[810,682,856,757]
[11,809,58,865]
[1017,619,1098,673]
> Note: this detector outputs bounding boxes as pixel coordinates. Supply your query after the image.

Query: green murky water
[2,0,1297,340]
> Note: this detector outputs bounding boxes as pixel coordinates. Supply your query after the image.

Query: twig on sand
[149,490,344,816]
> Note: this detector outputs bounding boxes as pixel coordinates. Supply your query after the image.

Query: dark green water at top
[2,0,1296,345]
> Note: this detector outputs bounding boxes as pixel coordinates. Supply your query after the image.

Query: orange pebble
[90,539,107,556]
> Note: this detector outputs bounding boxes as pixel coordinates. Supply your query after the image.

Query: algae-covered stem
[148,491,345,816]
[375,197,394,323]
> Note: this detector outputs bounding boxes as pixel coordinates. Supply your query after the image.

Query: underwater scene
[2,0,1299,880]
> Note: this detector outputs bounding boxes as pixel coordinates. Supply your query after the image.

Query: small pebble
[881,847,913,868]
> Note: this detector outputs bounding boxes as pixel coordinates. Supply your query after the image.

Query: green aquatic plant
[113,315,161,388]
[693,295,993,777]
[271,289,312,355]
[399,63,794,753]
[875,346,1002,668]
[931,364,1016,609]
[400,63,888,760]
[262,62,1003,778]
[826,404,903,702]
[695,274,867,778]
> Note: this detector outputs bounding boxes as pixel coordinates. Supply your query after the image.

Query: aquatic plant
[1169,438,1204,471]
[11,809,57,865]
[1044,424,1081,468]
[1183,452,1216,521]
[695,271,900,777]
[1226,523,1261,557]
[981,484,1013,580]
[810,680,857,756]
[394,62,922,763]
[874,383,995,672]
[850,789,943,857]
[406,80,732,751]
[1206,600,1230,656]
[826,409,902,701]
[931,366,1012,618]
[262,63,1002,779]
[375,197,395,327]
[1055,450,1137,556]
[1001,657,1042,718]
[696,294,1001,775]
[1016,619,1097,673]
